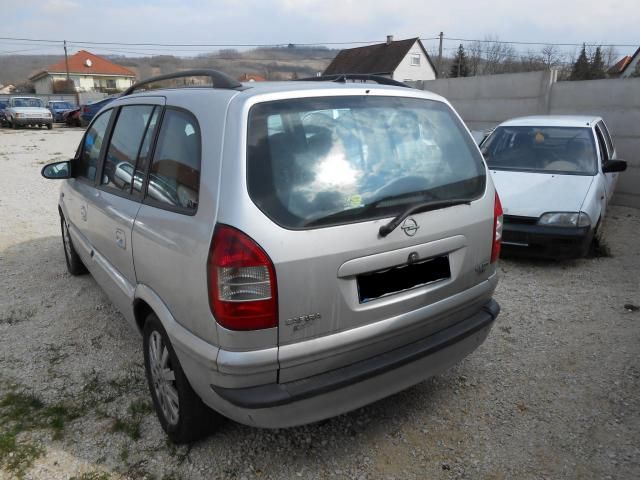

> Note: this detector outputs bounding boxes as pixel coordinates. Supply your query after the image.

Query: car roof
[122,81,449,104]
[498,115,602,128]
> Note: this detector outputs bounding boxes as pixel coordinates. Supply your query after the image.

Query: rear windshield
[247,96,486,229]
[482,126,597,175]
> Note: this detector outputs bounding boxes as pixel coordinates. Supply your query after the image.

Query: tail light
[207,225,277,330]
[82,106,89,113]
[491,192,503,263]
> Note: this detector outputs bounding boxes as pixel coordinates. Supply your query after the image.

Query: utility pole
[63,40,70,81]
[437,32,443,78]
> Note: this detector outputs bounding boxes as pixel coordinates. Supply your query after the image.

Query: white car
[481,115,627,258]
[4,96,53,129]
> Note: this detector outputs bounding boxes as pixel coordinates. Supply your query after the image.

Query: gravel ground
[0,126,639,480]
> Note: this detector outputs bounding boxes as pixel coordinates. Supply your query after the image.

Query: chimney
[386,35,393,45]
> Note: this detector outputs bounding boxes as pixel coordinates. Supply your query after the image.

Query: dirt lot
[0,126,639,480]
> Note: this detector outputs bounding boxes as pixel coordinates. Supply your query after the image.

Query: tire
[46,124,52,130]
[143,313,219,443]
[60,215,88,275]
[12,121,17,129]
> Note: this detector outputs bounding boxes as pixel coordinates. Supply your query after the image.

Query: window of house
[410,54,421,66]
[76,109,113,181]
[146,109,201,213]
[100,105,156,194]
[106,79,116,89]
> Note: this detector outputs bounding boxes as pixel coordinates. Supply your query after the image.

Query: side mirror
[41,160,71,179]
[602,160,627,173]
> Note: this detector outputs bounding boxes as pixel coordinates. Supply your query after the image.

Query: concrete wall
[418,72,640,208]
[393,40,437,82]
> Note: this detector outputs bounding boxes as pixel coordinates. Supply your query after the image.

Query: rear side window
[101,105,155,193]
[77,109,113,181]
[146,109,200,213]
[247,96,486,229]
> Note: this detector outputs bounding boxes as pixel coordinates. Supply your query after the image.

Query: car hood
[9,107,50,115]
[491,170,594,217]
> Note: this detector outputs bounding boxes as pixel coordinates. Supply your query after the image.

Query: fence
[414,72,640,208]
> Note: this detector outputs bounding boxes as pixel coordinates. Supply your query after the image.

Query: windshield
[247,96,486,229]
[483,126,597,175]
[12,98,44,108]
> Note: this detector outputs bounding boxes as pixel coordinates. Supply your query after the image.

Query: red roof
[30,50,135,80]
[608,55,632,74]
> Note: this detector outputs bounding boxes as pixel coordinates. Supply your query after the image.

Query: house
[29,50,136,94]
[607,55,632,78]
[323,36,437,82]
[619,47,640,78]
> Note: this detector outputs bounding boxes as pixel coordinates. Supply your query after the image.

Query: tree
[591,47,606,79]
[541,45,561,69]
[449,44,470,77]
[570,44,591,80]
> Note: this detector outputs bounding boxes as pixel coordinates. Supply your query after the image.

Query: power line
[443,36,638,48]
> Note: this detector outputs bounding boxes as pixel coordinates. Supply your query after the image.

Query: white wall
[392,41,436,82]
[621,53,639,78]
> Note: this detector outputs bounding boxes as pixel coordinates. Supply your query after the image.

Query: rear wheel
[46,124,52,130]
[143,313,219,443]
[60,215,87,275]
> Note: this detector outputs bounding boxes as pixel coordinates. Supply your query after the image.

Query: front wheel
[143,313,219,443]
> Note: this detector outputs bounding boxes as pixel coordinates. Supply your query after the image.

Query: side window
[147,109,200,212]
[77,109,113,181]
[594,126,610,164]
[101,105,155,193]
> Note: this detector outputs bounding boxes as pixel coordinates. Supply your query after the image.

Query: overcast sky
[2,0,638,59]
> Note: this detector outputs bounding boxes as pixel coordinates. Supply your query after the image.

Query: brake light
[491,192,503,263]
[207,225,277,330]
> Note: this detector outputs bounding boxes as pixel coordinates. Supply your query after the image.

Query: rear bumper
[196,298,498,428]
[502,222,593,259]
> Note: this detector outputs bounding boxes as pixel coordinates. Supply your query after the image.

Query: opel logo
[400,218,420,237]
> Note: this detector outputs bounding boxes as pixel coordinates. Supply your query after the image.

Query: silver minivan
[42,71,502,443]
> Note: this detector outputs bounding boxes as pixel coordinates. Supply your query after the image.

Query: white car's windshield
[483,126,597,175]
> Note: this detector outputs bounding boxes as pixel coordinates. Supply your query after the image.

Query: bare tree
[541,45,562,69]
[483,35,516,74]
[602,46,619,69]
[467,41,483,76]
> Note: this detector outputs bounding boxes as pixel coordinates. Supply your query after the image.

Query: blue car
[47,100,76,122]
[79,95,118,127]
[0,100,7,127]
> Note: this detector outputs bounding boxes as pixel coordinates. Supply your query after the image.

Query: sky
[1,0,638,59]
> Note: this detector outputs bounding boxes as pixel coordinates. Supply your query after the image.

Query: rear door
[241,94,496,381]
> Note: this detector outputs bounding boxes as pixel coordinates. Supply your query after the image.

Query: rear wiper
[303,190,435,228]
[378,198,472,238]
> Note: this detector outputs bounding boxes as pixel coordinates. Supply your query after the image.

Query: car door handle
[115,229,126,249]
[80,205,87,221]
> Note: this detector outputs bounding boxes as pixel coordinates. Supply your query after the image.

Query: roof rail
[296,74,411,88]
[122,69,242,96]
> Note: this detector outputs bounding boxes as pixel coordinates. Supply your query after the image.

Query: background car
[47,100,76,122]
[62,107,82,127]
[0,100,8,127]
[481,115,626,258]
[4,96,53,129]
[79,95,118,127]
